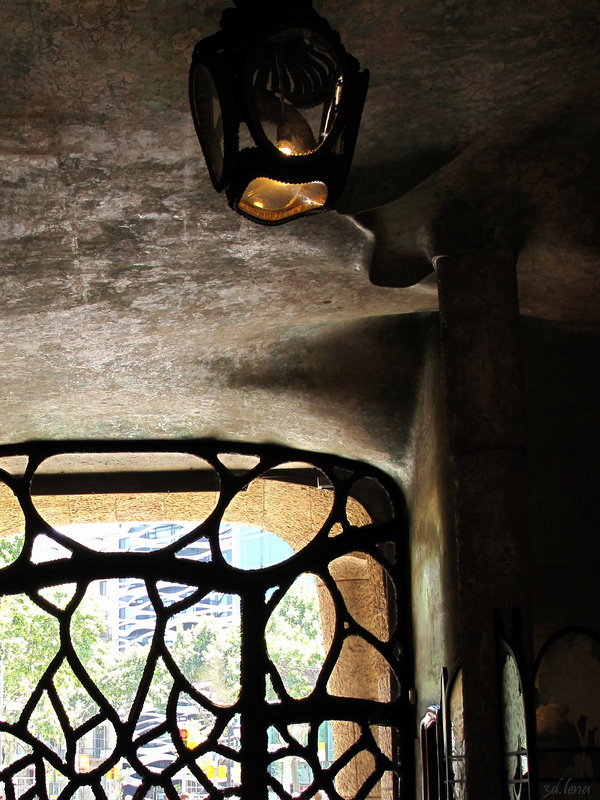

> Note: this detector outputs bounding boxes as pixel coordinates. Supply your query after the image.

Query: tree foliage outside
[0,532,24,570]
[0,585,111,761]
[265,577,325,700]
[0,536,324,769]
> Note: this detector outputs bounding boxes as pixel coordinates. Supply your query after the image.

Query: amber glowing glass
[238,177,327,222]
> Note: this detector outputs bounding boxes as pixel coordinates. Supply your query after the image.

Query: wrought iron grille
[496,619,532,800]
[419,705,443,800]
[0,440,411,800]
[441,666,465,800]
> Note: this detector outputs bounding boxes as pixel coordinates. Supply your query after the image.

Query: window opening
[533,627,600,797]
[0,441,411,800]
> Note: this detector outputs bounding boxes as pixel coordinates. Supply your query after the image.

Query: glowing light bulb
[276,140,295,156]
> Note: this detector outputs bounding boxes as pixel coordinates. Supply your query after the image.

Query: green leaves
[0,531,24,567]
[0,588,107,766]
[0,570,327,775]
[265,576,325,700]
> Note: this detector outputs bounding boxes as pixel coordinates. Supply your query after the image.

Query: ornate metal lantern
[189,0,369,225]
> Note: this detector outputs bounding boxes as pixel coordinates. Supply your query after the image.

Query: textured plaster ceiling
[1,0,599,476]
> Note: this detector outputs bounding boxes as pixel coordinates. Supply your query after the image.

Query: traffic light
[179,728,196,748]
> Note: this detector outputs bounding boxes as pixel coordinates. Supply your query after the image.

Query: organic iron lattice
[499,641,530,800]
[441,666,465,800]
[0,441,411,800]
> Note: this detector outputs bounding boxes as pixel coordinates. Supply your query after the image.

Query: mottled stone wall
[406,320,459,724]
[403,317,459,800]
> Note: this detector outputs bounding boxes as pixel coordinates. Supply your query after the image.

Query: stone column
[436,249,529,800]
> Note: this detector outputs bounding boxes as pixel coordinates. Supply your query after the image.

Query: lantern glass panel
[238,177,328,222]
[251,28,343,156]
[190,63,225,183]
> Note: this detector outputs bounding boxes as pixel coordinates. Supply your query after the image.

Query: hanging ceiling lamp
[189,0,369,225]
